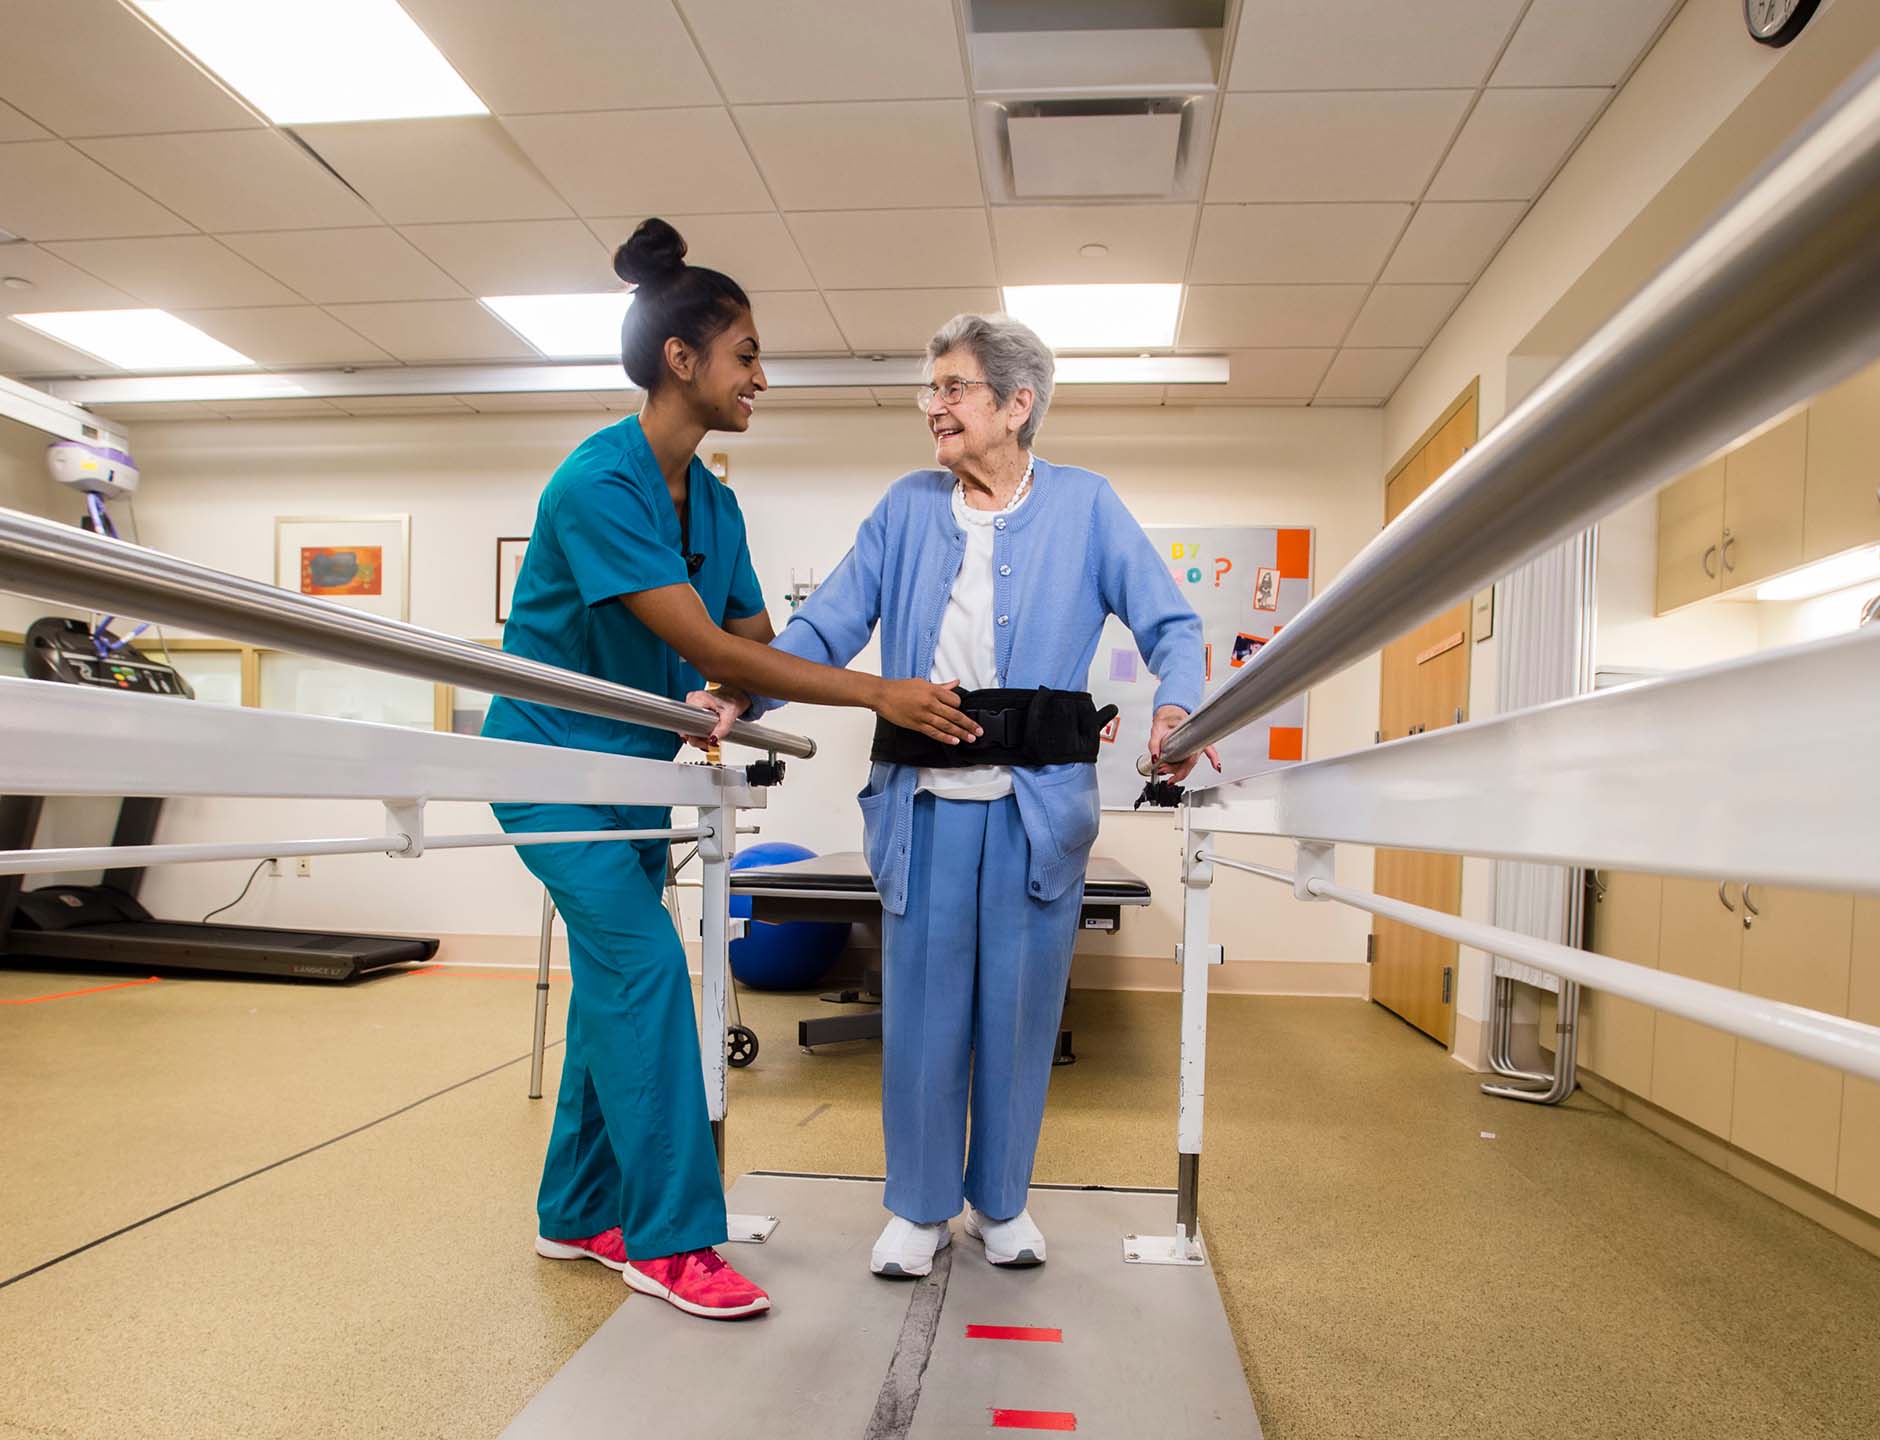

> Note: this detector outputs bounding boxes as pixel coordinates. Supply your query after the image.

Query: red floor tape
[990,1410,1077,1431]
[0,976,161,1005]
[967,1325,1063,1343]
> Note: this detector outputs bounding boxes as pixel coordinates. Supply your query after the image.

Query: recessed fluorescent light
[482,293,633,360]
[1001,284,1181,349]
[1755,547,1880,602]
[130,0,486,124]
[11,310,255,370]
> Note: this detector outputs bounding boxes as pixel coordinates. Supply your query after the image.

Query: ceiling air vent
[964,0,1228,204]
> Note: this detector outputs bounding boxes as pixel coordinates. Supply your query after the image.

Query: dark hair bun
[614,217,688,287]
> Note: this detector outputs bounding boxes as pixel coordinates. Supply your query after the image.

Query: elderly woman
[703,314,1216,1276]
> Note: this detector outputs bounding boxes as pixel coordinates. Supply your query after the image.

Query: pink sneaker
[534,1227,628,1272]
[624,1248,771,1319]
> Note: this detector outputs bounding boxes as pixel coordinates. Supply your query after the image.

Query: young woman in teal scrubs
[484,219,977,1321]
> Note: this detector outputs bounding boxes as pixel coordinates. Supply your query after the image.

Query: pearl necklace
[960,454,1034,514]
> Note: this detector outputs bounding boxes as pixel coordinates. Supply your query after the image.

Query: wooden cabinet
[1804,364,1880,561]
[1729,886,1852,1192]
[1650,877,1744,1136]
[1720,413,1807,589]
[1655,458,1726,612]
[1838,898,1880,1215]
[1581,871,1662,1096]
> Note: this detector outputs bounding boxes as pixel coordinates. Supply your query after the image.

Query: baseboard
[1577,1068,1880,1261]
[426,934,1368,997]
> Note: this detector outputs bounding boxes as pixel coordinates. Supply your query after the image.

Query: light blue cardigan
[749,458,1203,915]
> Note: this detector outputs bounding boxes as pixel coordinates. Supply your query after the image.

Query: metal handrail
[1166,56,1880,762]
[0,506,816,759]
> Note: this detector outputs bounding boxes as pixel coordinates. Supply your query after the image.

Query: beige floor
[3,963,1878,1439]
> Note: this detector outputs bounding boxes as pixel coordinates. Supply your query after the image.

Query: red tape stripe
[0,976,161,1005]
[967,1325,1062,1343]
[991,1411,1077,1431]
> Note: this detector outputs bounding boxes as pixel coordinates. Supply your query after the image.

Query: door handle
[1721,529,1737,573]
[1702,544,1718,579]
[1718,881,1737,912]
[1741,882,1760,930]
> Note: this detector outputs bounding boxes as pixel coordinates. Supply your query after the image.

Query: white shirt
[916,476,1033,801]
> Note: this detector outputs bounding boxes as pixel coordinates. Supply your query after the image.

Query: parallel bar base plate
[1123,1227,1208,1266]
[725,1212,779,1244]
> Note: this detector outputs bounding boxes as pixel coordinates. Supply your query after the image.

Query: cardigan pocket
[857,783,896,884]
[1014,764,1100,870]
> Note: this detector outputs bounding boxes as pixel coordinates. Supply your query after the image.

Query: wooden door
[1721,412,1807,589]
[1650,876,1745,1135]
[1655,459,1726,613]
[1371,390,1475,1043]
[1803,362,1880,561]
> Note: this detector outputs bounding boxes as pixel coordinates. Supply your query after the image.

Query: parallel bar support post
[697,807,731,1152]
[529,888,554,1101]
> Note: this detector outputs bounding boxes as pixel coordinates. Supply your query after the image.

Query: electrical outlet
[294,856,312,878]
[266,859,281,878]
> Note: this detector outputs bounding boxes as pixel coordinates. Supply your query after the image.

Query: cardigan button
[997,614,1009,625]
[994,517,1006,530]
[998,564,1011,577]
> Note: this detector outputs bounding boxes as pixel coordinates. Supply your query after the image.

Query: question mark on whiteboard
[1213,557,1232,588]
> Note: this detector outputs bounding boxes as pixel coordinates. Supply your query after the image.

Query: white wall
[108,401,1383,991]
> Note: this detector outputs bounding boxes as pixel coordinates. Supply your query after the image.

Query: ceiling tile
[1343,284,1466,347]
[824,288,1001,353]
[0,0,262,137]
[400,221,614,296]
[207,398,348,418]
[747,292,849,353]
[1052,384,1165,407]
[44,237,303,308]
[460,392,609,413]
[1230,0,1527,90]
[1427,89,1609,202]
[1491,0,1679,88]
[221,229,465,304]
[584,214,815,291]
[737,102,981,211]
[677,0,966,103]
[74,131,376,233]
[1378,201,1527,284]
[0,317,106,375]
[323,301,538,362]
[333,395,477,415]
[171,306,392,366]
[0,142,193,241]
[991,206,1196,285]
[0,245,136,314]
[1207,92,1471,203]
[1176,285,1367,348]
[1165,349,1335,402]
[1189,203,1408,284]
[294,118,571,225]
[787,210,993,290]
[81,400,227,421]
[1315,347,1420,401]
[0,100,50,142]
[396,0,714,113]
[504,110,772,216]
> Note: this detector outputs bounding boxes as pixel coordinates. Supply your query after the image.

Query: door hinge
[1366,934,1377,965]
[1441,965,1453,1004]
[1454,706,1464,725]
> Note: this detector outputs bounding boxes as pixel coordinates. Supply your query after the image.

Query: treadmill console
[24,617,193,698]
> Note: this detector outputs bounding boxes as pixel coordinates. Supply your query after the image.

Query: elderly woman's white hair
[926,313,1055,449]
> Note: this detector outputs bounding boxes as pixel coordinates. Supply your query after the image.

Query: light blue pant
[492,801,727,1259]
[881,792,1085,1224]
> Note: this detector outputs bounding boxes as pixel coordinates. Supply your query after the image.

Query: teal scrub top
[482,415,766,761]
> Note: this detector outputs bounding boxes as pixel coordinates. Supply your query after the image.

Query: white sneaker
[870,1215,951,1277]
[965,1206,1046,1266]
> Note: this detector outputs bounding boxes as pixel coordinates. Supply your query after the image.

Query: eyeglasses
[916,377,993,408]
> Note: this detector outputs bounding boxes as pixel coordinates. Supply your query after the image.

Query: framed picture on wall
[496,537,529,625]
[275,515,410,621]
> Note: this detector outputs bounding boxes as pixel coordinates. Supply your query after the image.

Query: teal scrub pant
[493,800,727,1258]
[881,792,1084,1225]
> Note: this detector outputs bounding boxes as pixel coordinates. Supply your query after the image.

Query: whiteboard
[1088,524,1314,809]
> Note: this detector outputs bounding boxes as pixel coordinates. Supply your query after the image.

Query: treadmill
[0,618,438,982]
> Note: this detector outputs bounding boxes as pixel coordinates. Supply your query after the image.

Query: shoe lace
[689,1248,729,1276]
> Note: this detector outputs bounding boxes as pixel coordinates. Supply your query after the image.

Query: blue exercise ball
[729,843,852,990]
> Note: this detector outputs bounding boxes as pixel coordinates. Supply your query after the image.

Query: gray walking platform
[503,1172,1262,1439]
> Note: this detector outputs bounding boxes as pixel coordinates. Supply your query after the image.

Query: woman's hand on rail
[1147,705,1221,784]
[873,677,983,746]
[682,686,749,751]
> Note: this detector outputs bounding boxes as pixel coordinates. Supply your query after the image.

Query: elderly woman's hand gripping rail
[693,312,1217,1279]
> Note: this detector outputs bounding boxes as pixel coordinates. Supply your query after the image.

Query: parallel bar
[1165,57,1880,761]
[0,507,814,759]
[1186,627,1880,895]
[1228,864,1880,1084]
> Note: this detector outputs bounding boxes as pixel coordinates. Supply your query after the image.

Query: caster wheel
[726,1024,759,1068]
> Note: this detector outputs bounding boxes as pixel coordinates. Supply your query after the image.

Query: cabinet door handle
[1741,882,1760,930]
[1721,529,1737,572]
[1718,880,1737,912]
[1702,544,1718,579]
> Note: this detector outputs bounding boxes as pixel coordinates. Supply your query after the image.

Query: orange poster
[301,546,383,596]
